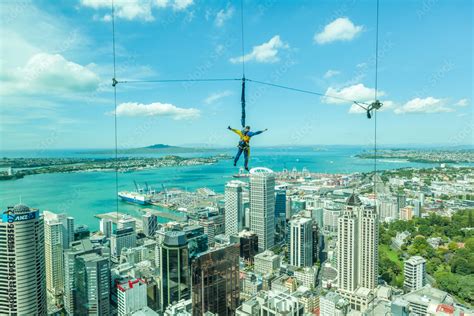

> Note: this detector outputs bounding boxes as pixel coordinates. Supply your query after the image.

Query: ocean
[0,146,454,230]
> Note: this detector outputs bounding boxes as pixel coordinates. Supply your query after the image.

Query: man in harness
[228,125,268,171]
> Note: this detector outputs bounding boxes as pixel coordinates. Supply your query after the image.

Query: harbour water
[0,146,452,230]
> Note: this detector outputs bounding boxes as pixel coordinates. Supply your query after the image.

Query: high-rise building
[100,218,113,238]
[142,212,158,237]
[403,256,426,293]
[249,167,275,252]
[358,207,378,290]
[230,229,258,264]
[200,218,216,247]
[275,190,286,219]
[43,211,74,304]
[117,278,148,316]
[336,194,379,313]
[64,239,110,315]
[157,231,190,312]
[111,226,136,258]
[75,253,110,315]
[117,216,136,231]
[337,196,360,293]
[225,181,244,236]
[312,221,320,264]
[289,216,313,267]
[0,204,47,315]
[191,244,240,316]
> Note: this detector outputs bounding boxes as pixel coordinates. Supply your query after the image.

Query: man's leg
[234,147,243,166]
[244,148,250,170]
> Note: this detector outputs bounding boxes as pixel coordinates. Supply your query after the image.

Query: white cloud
[348,103,367,114]
[394,97,454,114]
[323,83,384,104]
[455,98,469,107]
[173,0,193,11]
[204,90,233,104]
[1,53,100,95]
[80,0,193,21]
[324,69,341,79]
[114,102,200,119]
[215,6,235,27]
[230,35,289,64]
[314,17,363,44]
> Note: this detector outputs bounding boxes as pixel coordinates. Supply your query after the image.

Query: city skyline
[1,1,472,150]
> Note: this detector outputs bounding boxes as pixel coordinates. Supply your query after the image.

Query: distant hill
[81,144,220,154]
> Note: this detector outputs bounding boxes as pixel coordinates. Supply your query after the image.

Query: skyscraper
[43,211,74,304]
[289,216,313,267]
[225,180,244,236]
[63,239,110,315]
[358,207,378,290]
[337,196,360,293]
[191,244,240,316]
[142,212,158,237]
[75,253,110,315]
[157,231,190,312]
[100,218,113,238]
[0,204,47,315]
[275,189,286,218]
[336,194,379,312]
[404,256,426,293]
[249,167,275,252]
[111,226,136,258]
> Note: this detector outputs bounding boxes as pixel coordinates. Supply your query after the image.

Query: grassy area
[380,245,402,268]
[380,244,405,286]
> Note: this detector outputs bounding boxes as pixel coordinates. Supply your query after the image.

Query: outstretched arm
[248,128,268,137]
[228,126,242,136]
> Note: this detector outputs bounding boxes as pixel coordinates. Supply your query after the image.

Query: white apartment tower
[0,204,47,315]
[336,194,379,312]
[225,180,244,236]
[289,216,313,267]
[404,256,426,293]
[43,211,74,303]
[358,208,379,289]
[337,196,360,293]
[249,167,275,252]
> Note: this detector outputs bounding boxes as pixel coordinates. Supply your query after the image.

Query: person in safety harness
[228,125,267,171]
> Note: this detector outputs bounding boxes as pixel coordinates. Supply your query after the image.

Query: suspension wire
[112,0,119,219]
[117,78,240,84]
[246,79,371,107]
[373,0,380,203]
[240,0,246,127]
[240,0,246,77]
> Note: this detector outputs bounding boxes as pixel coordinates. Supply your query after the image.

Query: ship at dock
[118,181,155,205]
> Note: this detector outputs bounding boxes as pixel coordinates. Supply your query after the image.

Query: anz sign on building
[2,209,39,223]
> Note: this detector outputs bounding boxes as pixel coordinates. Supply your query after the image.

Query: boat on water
[118,181,154,205]
[232,167,249,178]
[118,191,151,205]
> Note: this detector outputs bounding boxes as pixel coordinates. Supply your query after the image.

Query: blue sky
[0,0,472,150]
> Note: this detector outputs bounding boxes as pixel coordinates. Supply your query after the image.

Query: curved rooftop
[12,204,31,214]
[250,167,274,175]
